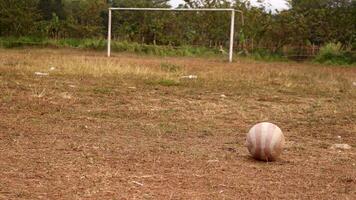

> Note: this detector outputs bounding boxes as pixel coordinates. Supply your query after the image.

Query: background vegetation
[0,0,355,64]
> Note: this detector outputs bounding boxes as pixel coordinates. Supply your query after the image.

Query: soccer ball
[246,122,285,161]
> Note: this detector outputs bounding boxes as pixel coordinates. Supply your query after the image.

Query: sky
[169,0,289,11]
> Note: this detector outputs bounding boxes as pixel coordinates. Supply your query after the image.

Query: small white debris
[60,92,72,99]
[337,135,342,139]
[132,181,144,186]
[353,82,356,87]
[68,85,76,88]
[35,72,49,76]
[193,174,204,178]
[128,87,137,90]
[220,94,227,98]
[50,67,56,71]
[330,144,352,150]
[138,175,153,178]
[181,75,198,79]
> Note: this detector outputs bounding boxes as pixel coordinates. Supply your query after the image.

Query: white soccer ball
[246,122,285,161]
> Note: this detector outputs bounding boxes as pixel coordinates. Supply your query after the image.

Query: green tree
[63,0,107,38]
[287,0,355,47]
[38,0,65,20]
[0,0,40,36]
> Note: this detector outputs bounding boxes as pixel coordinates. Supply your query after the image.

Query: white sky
[169,0,289,11]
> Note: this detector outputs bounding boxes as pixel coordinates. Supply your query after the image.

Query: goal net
[107,7,243,62]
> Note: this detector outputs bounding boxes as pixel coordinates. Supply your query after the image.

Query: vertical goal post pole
[107,8,244,62]
[107,9,112,57]
[229,9,235,63]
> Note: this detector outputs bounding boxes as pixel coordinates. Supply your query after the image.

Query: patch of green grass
[157,79,180,87]
[93,87,112,95]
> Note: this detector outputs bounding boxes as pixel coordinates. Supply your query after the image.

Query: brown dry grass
[0,48,355,199]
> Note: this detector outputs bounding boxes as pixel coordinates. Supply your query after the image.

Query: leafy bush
[314,43,355,65]
[250,49,287,62]
[56,38,82,47]
[0,36,45,48]
[79,39,106,50]
[111,41,218,57]
[0,37,221,57]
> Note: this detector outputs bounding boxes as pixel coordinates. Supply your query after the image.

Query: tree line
[0,0,355,54]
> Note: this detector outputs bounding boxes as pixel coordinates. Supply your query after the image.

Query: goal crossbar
[107,7,243,62]
[110,8,238,12]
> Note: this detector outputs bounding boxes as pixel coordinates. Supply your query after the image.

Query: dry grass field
[0,48,355,199]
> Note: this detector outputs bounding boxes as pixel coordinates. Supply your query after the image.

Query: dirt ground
[0,49,355,199]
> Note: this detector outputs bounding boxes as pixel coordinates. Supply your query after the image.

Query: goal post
[107,7,243,62]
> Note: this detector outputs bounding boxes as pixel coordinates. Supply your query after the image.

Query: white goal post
[107,7,244,62]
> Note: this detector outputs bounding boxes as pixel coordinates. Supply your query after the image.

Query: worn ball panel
[246,122,285,161]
